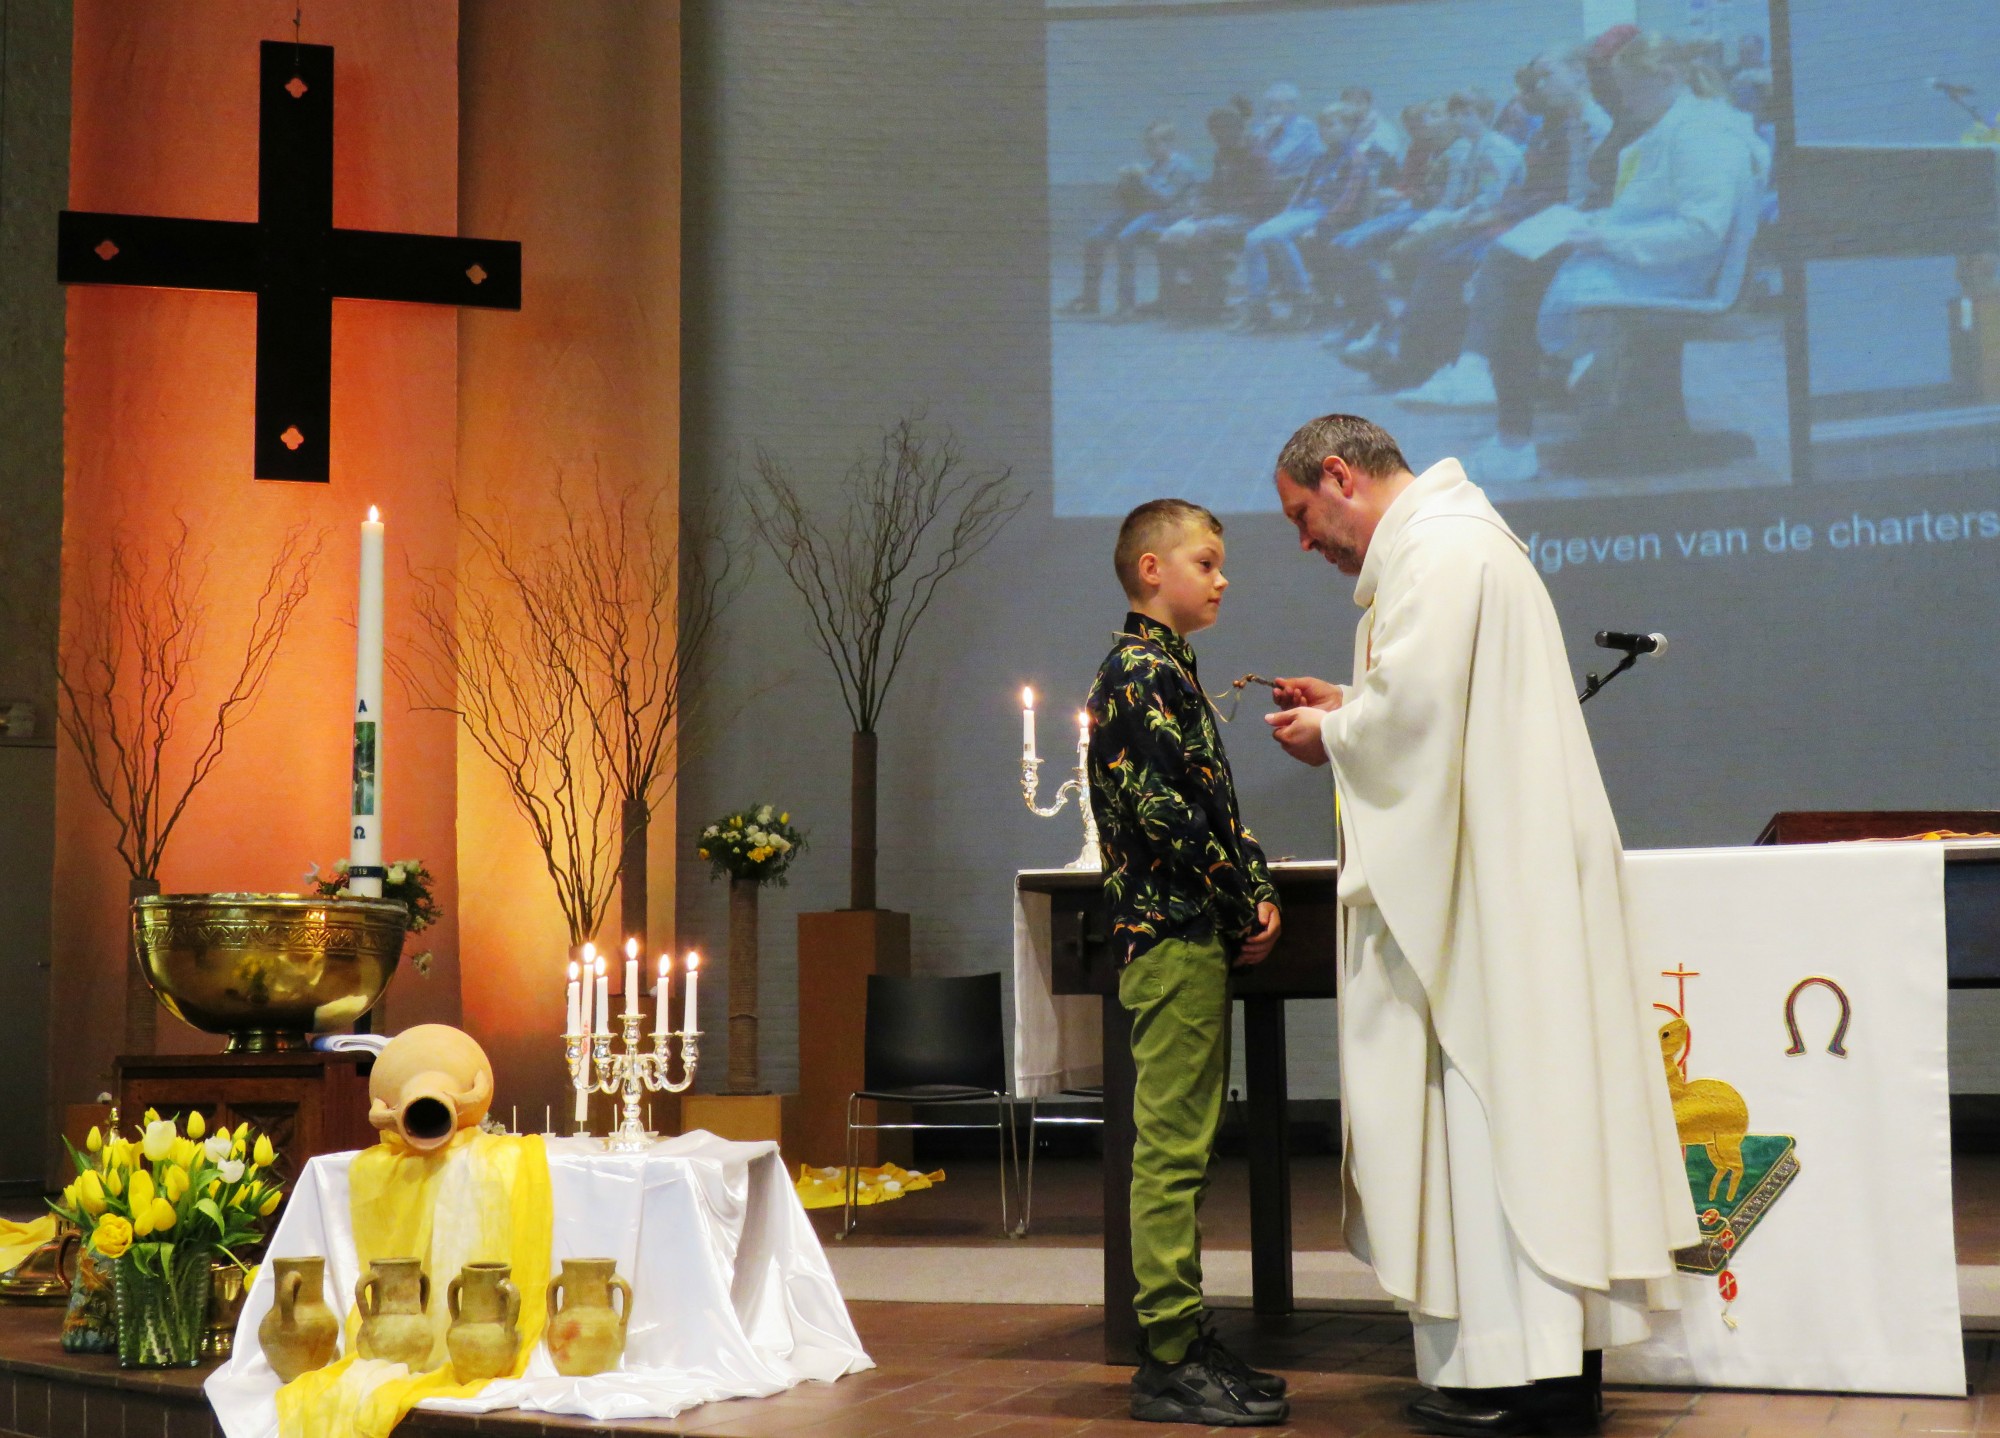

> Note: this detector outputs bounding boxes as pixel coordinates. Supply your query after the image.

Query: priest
[1262,415,1696,1436]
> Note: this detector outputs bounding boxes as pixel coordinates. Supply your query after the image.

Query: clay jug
[355,1258,434,1369]
[368,1025,495,1153]
[257,1256,340,1381]
[545,1258,630,1376]
[445,1262,521,1384]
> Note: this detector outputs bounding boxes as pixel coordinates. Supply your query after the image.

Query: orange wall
[456,0,682,1128]
[57,1,465,1113]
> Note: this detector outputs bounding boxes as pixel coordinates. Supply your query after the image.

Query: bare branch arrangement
[56,519,322,881]
[399,472,742,950]
[55,517,322,1050]
[749,415,1025,909]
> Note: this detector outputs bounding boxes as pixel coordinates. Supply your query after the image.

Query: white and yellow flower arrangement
[50,1111,286,1367]
[697,805,806,886]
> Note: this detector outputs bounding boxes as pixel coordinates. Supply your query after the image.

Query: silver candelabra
[566,1013,700,1152]
[1022,751,1101,870]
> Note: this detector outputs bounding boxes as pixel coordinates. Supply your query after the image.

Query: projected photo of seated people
[1045,0,1787,517]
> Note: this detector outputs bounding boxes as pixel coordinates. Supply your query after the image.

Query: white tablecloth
[205,1131,873,1436]
[1011,843,1966,1394]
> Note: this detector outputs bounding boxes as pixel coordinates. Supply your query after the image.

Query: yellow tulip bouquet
[50,1111,285,1368]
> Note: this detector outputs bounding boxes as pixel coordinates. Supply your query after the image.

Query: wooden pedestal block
[679,1092,797,1153]
[796,910,910,1168]
[115,1051,377,1184]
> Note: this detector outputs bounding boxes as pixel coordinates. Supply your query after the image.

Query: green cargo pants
[1120,933,1230,1365]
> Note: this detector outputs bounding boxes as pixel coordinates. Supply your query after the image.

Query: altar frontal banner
[1608,842,1961,1396]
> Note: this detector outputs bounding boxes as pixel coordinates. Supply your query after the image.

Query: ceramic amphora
[257,1256,340,1381]
[545,1258,630,1376]
[355,1257,433,1369]
[368,1024,495,1152]
[446,1262,521,1384]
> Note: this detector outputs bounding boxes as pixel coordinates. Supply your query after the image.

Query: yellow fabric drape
[794,1162,945,1210]
[275,1131,553,1438]
[0,1214,57,1276]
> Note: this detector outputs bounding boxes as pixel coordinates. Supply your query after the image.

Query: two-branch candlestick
[1020,689,1101,871]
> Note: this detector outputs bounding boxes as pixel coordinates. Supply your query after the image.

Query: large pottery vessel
[258,1256,340,1382]
[368,1025,494,1152]
[131,894,409,1053]
[446,1262,520,1384]
[356,1258,433,1369]
[545,1258,629,1377]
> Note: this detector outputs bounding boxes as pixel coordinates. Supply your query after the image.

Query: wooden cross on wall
[56,40,521,482]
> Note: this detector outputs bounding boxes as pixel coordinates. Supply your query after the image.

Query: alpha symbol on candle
[357,699,369,714]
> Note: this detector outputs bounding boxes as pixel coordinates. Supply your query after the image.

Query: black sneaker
[1194,1322,1287,1398]
[1131,1345,1290,1426]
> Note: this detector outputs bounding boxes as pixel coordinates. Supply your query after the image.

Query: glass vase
[114,1243,213,1369]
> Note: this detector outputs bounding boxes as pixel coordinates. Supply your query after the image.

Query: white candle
[654,955,671,1038]
[595,957,611,1037]
[578,942,596,1038]
[624,937,640,1017]
[1021,687,1036,762]
[684,951,700,1035]
[566,961,581,1036]
[349,507,386,898]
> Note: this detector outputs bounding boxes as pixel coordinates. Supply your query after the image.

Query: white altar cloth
[205,1131,873,1437]
[1010,843,1965,1394]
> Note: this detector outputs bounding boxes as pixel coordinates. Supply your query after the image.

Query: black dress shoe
[1405,1387,1537,1437]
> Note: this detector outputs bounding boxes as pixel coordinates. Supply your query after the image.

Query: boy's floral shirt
[1086,612,1278,965]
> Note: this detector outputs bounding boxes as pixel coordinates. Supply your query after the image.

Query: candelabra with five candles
[565,938,702,1151]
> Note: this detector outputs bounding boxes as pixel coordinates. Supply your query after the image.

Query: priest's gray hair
[1276,415,1410,490]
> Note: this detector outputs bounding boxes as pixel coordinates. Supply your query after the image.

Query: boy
[1086,499,1287,1427]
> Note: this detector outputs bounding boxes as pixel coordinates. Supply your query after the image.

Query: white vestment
[1321,459,1697,1385]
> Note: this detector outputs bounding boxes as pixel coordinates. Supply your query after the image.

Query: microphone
[1930,78,1976,99]
[1595,630,1668,656]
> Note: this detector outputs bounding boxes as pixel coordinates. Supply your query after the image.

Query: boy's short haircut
[1115,499,1224,601]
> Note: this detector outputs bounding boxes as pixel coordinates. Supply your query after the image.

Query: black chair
[842,973,1020,1238]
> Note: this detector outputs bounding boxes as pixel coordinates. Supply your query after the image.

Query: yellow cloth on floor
[0,1214,57,1276]
[274,1130,553,1438]
[794,1162,944,1210]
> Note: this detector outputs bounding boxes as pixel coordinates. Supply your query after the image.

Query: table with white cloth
[1014,841,2000,1394]
[205,1131,873,1437]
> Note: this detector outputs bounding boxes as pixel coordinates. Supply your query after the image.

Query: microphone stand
[1578,651,1640,706]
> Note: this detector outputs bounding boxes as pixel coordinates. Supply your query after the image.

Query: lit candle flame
[1021,686,1034,708]
[367,505,380,523]
[625,936,639,960]
[594,956,605,977]
[686,950,701,972]
[582,941,596,963]
[658,954,671,977]
[568,960,579,981]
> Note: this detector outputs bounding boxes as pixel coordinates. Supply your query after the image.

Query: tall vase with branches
[749,416,1023,910]
[55,519,322,1052]
[399,474,740,957]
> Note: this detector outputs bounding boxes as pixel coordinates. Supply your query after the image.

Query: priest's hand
[1272,675,1342,710]
[1264,707,1329,766]
[1238,902,1281,967]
